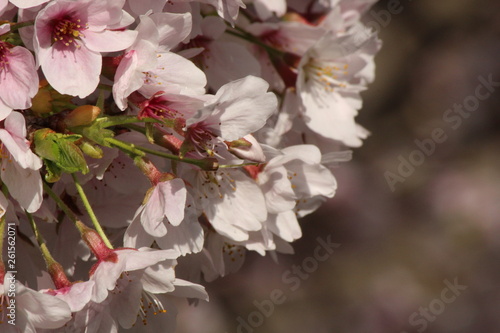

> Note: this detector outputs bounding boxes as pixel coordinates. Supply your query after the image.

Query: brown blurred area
[177,0,500,332]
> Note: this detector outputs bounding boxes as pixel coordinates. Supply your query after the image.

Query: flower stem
[26,210,73,288]
[98,115,163,128]
[71,174,113,249]
[219,162,260,168]
[25,211,57,267]
[105,137,218,171]
[43,182,79,224]
[225,29,284,57]
[9,20,35,31]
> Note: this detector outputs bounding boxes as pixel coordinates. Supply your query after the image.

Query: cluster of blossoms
[0,0,380,331]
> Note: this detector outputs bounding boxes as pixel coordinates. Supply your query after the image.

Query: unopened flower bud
[64,105,101,127]
[32,80,74,116]
[227,134,266,163]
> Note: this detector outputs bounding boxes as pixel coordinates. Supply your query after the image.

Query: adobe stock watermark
[234,235,340,333]
[340,0,410,55]
[385,74,500,192]
[402,278,467,333]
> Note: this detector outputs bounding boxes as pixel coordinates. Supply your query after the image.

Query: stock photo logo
[385,74,500,192]
[233,236,340,333]
[401,278,467,333]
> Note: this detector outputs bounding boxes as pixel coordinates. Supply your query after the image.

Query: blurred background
[177,0,500,332]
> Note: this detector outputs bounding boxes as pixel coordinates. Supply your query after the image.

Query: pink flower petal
[82,29,137,53]
[0,46,38,110]
[1,161,43,213]
[38,44,102,98]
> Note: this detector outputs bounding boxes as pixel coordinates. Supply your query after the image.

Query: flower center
[139,96,180,121]
[52,16,87,47]
[186,123,217,156]
[305,60,349,92]
[134,292,167,326]
[197,171,236,200]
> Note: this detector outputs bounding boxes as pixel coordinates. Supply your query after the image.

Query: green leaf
[43,160,62,183]
[33,128,89,175]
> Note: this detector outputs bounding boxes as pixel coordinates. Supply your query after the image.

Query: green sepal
[145,123,155,144]
[79,140,104,159]
[82,126,114,147]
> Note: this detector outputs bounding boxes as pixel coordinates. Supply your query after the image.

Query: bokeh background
[177,0,500,332]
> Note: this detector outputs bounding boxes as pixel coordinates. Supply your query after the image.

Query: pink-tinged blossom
[0,24,38,120]
[41,278,95,313]
[113,13,206,110]
[184,167,268,242]
[140,178,187,237]
[125,193,204,256]
[297,31,380,147]
[0,271,72,332]
[235,144,337,252]
[90,247,180,303]
[69,260,207,332]
[0,111,43,213]
[184,75,277,156]
[34,0,138,98]
[262,144,337,202]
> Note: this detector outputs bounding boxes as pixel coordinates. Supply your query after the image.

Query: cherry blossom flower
[183,166,268,242]
[0,270,72,332]
[90,246,180,303]
[34,0,137,98]
[0,1,383,331]
[68,258,207,332]
[0,111,43,213]
[113,13,206,110]
[124,197,204,256]
[0,24,38,120]
[139,178,187,237]
[184,75,277,155]
[297,31,379,147]
[40,272,95,313]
